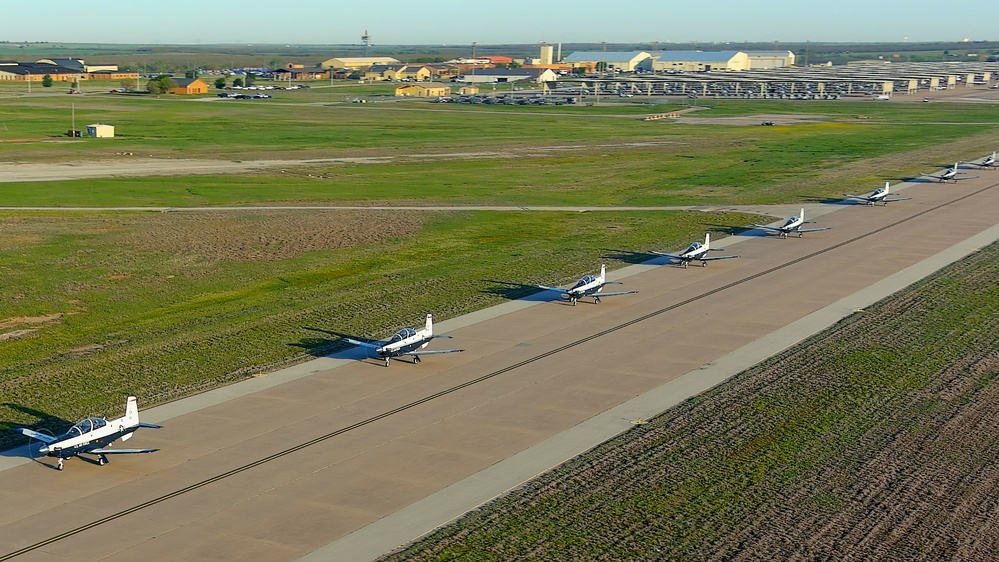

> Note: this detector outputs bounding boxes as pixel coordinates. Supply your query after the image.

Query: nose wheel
[384,357,391,367]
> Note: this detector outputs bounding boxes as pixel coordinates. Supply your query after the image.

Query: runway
[2,172,999,562]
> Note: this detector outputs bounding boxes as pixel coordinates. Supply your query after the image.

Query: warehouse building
[167,78,208,94]
[562,51,653,72]
[651,51,749,72]
[320,56,401,70]
[461,67,559,84]
[745,50,796,69]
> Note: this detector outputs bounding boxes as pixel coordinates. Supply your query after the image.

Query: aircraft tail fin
[884,181,890,193]
[600,263,606,280]
[704,232,710,249]
[425,313,433,335]
[125,396,139,426]
[799,208,805,221]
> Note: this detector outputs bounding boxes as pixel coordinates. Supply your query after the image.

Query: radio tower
[361,30,372,56]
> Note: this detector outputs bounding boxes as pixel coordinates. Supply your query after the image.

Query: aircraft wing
[88,448,159,455]
[343,337,382,349]
[700,255,740,261]
[594,290,638,297]
[138,422,163,429]
[407,349,464,356]
[14,428,58,444]
[751,224,784,233]
[796,227,832,233]
[535,284,568,294]
[843,194,869,201]
[650,251,684,259]
[883,197,912,202]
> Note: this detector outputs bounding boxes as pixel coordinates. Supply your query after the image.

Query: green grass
[0,209,764,448]
[383,240,999,562]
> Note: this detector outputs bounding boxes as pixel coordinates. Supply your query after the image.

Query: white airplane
[922,162,975,183]
[844,182,912,206]
[15,396,160,471]
[535,264,637,305]
[651,232,739,268]
[752,208,832,239]
[966,151,997,169]
[344,313,462,367]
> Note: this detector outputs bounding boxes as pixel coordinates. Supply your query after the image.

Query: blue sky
[3,0,995,45]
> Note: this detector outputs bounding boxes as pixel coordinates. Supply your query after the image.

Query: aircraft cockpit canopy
[389,327,417,343]
[686,242,702,253]
[68,417,107,437]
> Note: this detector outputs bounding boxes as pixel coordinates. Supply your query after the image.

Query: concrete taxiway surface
[2,172,998,562]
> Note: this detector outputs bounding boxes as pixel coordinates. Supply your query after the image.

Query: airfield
[1,165,998,560]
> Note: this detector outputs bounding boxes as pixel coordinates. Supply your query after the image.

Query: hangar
[462,68,559,84]
[651,51,749,72]
[746,50,796,69]
[320,56,401,70]
[562,51,654,72]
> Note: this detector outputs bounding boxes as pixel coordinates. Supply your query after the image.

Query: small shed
[86,123,114,138]
[458,86,479,95]
[395,83,451,97]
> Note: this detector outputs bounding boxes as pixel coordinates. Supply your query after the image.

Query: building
[0,62,82,81]
[484,55,513,65]
[320,56,401,70]
[398,65,431,81]
[364,64,406,80]
[272,68,329,80]
[539,43,554,65]
[395,83,450,97]
[86,123,114,138]
[745,51,796,69]
[36,58,85,71]
[461,67,559,84]
[167,78,208,94]
[651,51,749,72]
[562,51,653,72]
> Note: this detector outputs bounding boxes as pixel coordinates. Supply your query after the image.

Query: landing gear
[98,454,108,466]
[571,297,578,306]
[57,459,64,471]
[384,357,391,367]
[593,296,602,304]
[701,261,707,267]
[797,232,803,238]
[413,355,421,364]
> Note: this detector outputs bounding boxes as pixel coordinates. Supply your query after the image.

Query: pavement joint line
[299,196,999,562]
[2,181,995,560]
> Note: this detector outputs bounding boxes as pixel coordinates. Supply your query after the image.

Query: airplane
[651,232,739,268]
[535,264,637,305]
[752,208,832,239]
[966,151,997,169]
[15,396,160,471]
[343,313,462,367]
[921,162,975,183]
[843,182,912,206]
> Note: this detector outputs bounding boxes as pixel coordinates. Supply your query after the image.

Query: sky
[2,0,995,46]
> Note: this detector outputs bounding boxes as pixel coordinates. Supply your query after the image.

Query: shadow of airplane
[1,403,74,462]
[799,196,858,206]
[600,249,663,265]
[481,279,552,302]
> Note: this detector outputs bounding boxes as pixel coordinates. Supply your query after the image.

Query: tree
[146,75,177,95]
[245,73,257,86]
[41,74,53,88]
[233,77,244,88]
[214,77,226,89]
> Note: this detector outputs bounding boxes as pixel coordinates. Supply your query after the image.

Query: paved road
[1,174,998,562]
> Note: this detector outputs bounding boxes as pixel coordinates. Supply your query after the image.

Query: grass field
[2,88,997,448]
[0,209,766,450]
[383,239,999,562]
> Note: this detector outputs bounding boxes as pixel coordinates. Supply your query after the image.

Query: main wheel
[99,455,108,466]
[384,357,391,367]
[57,459,64,471]
[594,297,601,304]
[414,356,421,364]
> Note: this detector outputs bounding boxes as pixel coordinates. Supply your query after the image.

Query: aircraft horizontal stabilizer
[137,422,162,429]
[15,428,58,444]
[89,448,159,455]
